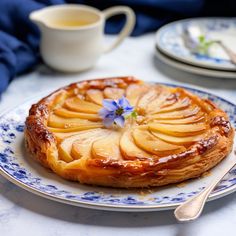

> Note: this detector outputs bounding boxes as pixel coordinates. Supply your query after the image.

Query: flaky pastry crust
[25,77,234,188]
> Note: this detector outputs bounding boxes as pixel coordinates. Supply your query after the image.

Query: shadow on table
[153,55,236,91]
[1,176,236,230]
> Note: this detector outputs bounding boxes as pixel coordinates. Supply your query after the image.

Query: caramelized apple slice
[183,90,215,113]
[146,89,172,114]
[137,89,159,114]
[132,128,185,156]
[151,131,203,145]
[53,132,81,143]
[70,129,109,159]
[71,130,110,160]
[120,130,151,160]
[53,108,100,121]
[64,97,101,113]
[149,97,191,114]
[103,88,124,99]
[150,114,205,124]
[59,129,108,162]
[86,89,104,105]
[92,131,122,160]
[59,135,77,162]
[148,122,206,137]
[126,84,149,106]
[48,123,103,133]
[159,97,191,113]
[148,106,201,120]
[51,91,68,109]
[48,114,101,128]
[65,130,114,171]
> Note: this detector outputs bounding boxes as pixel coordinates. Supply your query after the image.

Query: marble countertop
[0,34,236,236]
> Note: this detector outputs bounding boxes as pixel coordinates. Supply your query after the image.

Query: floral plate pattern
[156,18,236,71]
[155,48,236,79]
[0,83,235,212]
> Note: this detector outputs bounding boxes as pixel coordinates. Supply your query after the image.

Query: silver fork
[183,25,236,66]
[174,151,236,222]
[215,40,236,65]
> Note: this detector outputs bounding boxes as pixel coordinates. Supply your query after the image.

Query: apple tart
[25,77,234,188]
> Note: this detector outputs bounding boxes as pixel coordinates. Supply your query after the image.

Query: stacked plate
[155,18,236,79]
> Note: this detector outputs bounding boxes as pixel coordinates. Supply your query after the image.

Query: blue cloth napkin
[0,0,235,96]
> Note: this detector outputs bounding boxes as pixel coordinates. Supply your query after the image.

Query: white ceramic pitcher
[30,4,135,72]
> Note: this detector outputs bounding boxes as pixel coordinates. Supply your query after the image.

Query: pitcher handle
[103,6,135,53]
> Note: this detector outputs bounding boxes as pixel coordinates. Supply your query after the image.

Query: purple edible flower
[99,96,134,128]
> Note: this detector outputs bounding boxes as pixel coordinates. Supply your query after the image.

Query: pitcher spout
[29,9,47,28]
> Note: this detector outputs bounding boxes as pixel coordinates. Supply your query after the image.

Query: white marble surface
[0,34,236,236]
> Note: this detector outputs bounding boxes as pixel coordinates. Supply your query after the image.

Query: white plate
[155,47,236,79]
[0,86,235,212]
[156,18,236,71]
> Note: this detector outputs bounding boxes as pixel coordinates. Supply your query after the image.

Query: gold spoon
[174,152,236,222]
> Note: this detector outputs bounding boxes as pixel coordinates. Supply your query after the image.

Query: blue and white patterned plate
[156,18,236,71]
[0,84,235,212]
[155,48,236,79]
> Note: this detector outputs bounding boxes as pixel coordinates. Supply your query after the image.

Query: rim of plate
[0,83,235,212]
[155,47,236,79]
[155,17,236,71]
